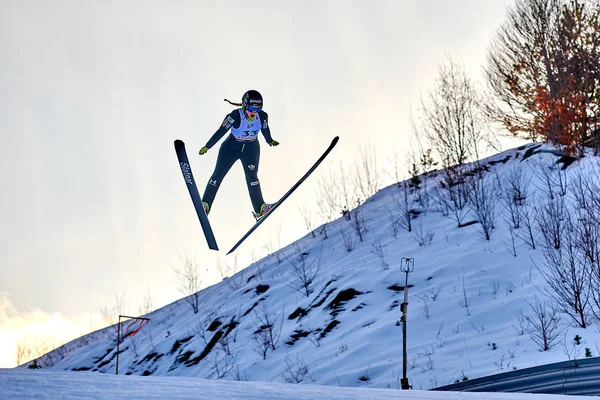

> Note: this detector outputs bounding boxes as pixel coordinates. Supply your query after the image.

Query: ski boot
[253,203,273,221]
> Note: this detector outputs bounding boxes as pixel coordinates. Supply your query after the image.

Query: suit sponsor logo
[247,164,256,170]
[222,115,234,128]
[209,179,218,186]
[250,180,260,186]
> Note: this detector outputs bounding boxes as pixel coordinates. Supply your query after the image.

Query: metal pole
[400,257,414,390]
[116,317,121,375]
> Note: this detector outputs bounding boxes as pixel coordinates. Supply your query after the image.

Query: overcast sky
[0,0,518,367]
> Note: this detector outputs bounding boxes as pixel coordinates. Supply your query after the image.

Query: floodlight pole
[400,257,414,390]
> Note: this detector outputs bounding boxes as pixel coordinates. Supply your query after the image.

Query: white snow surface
[0,368,597,400]
[10,143,600,399]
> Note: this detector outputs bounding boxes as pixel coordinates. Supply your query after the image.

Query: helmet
[242,90,263,111]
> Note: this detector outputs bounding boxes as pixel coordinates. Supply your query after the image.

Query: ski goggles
[246,105,262,112]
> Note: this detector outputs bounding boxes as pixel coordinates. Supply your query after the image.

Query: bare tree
[17,333,62,368]
[217,254,246,291]
[15,336,32,366]
[525,296,563,351]
[101,291,127,340]
[467,173,497,240]
[516,198,538,250]
[335,162,354,220]
[435,166,470,227]
[315,166,342,239]
[503,166,530,229]
[387,148,406,188]
[536,198,567,249]
[419,58,489,168]
[173,254,204,314]
[353,141,381,200]
[537,212,592,328]
[486,0,600,151]
[287,244,322,297]
[298,203,317,238]
[393,181,413,232]
[137,288,154,316]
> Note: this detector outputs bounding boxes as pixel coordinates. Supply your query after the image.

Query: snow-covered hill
[24,143,600,392]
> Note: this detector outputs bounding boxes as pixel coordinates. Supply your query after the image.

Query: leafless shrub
[532,161,568,200]
[435,166,470,227]
[417,295,431,319]
[459,272,471,316]
[283,356,313,384]
[16,334,58,367]
[345,200,368,242]
[340,228,356,252]
[562,332,583,361]
[307,329,322,348]
[513,309,528,336]
[233,365,249,381]
[335,163,354,221]
[414,222,434,246]
[505,166,530,206]
[570,169,600,215]
[428,286,443,302]
[210,351,236,379]
[370,239,389,270]
[251,302,283,360]
[504,224,519,257]
[287,244,322,297]
[263,222,283,263]
[387,207,402,238]
[491,280,500,299]
[525,296,563,351]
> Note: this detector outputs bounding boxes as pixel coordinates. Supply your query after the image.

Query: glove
[269,140,279,147]
[199,146,209,155]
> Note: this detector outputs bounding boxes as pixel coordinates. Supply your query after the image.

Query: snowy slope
[22,143,600,392]
[1,368,598,400]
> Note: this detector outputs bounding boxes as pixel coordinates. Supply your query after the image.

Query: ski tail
[174,140,219,251]
[226,136,339,254]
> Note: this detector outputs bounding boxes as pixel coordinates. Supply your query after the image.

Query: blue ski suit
[201,108,275,214]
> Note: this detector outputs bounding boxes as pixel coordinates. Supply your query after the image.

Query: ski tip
[174,139,184,146]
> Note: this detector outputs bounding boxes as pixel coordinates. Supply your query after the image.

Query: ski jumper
[202,108,274,214]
